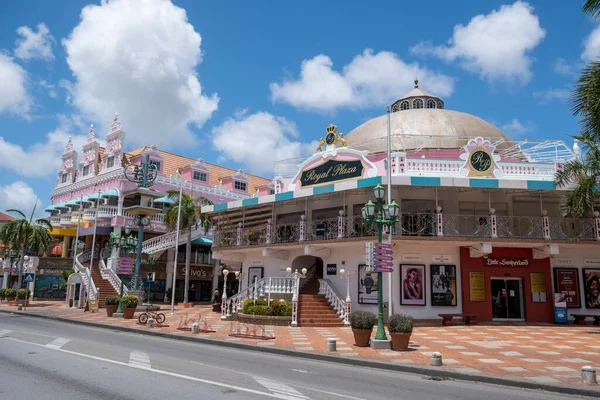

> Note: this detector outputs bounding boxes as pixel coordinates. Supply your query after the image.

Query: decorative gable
[130,145,165,175]
[101,112,125,173]
[221,169,249,193]
[78,124,100,181]
[186,158,210,184]
[56,137,78,187]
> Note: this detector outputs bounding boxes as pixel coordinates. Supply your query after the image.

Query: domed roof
[346,109,511,153]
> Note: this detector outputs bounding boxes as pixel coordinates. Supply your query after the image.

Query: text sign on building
[299,159,364,188]
[469,271,486,302]
[484,257,529,267]
[374,242,393,272]
[117,257,133,275]
[554,268,581,308]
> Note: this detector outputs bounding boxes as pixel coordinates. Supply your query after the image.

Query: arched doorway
[291,255,323,279]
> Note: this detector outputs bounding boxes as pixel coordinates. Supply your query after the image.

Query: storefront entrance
[491,278,525,320]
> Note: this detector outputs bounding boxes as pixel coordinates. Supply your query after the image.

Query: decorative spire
[65,136,73,153]
[87,123,95,143]
[110,111,121,133]
[414,77,419,88]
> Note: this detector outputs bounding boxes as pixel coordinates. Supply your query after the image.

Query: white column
[164,248,175,302]
[111,226,122,270]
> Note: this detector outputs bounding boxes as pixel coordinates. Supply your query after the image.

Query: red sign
[117,257,133,275]
[484,257,529,267]
[554,268,581,308]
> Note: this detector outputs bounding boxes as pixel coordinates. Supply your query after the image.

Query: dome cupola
[390,78,444,112]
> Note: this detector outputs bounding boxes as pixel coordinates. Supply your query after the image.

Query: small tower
[389,78,445,112]
[78,123,100,180]
[56,136,78,187]
[101,112,126,172]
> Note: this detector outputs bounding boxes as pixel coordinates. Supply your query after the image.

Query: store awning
[53,202,69,209]
[75,196,90,203]
[44,205,55,212]
[154,195,174,205]
[101,188,119,198]
[88,192,102,200]
[192,237,213,246]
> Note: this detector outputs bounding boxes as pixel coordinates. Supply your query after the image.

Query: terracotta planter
[212,303,221,313]
[123,307,136,319]
[390,332,412,351]
[106,304,118,317]
[352,328,372,347]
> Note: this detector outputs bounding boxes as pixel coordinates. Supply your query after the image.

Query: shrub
[5,288,17,299]
[16,289,30,300]
[388,314,414,334]
[246,305,269,315]
[349,310,377,330]
[105,295,120,306]
[0,288,6,299]
[242,299,267,314]
[121,295,139,309]
[268,301,292,317]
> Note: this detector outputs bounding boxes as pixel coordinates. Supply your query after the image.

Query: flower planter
[123,307,136,319]
[106,304,118,317]
[352,329,372,347]
[390,332,411,351]
[212,303,221,313]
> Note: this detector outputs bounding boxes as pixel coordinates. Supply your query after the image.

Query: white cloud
[0,115,87,178]
[532,88,570,103]
[553,58,576,77]
[212,111,316,175]
[582,25,600,62]
[501,118,535,136]
[14,23,55,61]
[39,80,57,98]
[270,49,453,111]
[411,1,545,83]
[62,0,219,148]
[0,181,45,218]
[0,53,30,117]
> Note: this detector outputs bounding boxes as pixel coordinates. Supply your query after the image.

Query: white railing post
[268,277,272,305]
[299,215,306,242]
[266,219,273,244]
[436,207,444,237]
[337,210,345,238]
[542,210,551,240]
[489,208,497,239]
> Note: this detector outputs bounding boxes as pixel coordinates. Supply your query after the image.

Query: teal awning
[44,205,55,212]
[53,202,68,209]
[154,195,174,205]
[88,192,102,200]
[101,188,119,198]
[75,196,90,203]
[192,237,213,245]
[64,200,78,207]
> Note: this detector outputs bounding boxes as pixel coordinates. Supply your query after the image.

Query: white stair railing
[221,276,295,319]
[318,279,347,324]
[74,249,98,301]
[142,224,212,255]
[99,257,129,296]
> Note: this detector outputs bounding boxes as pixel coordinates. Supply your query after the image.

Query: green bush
[246,305,269,315]
[242,299,267,314]
[105,295,120,306]
[349,310,377,330]
[121,295,139,309]
[5,288,17,299]
[388,314,414,334]
[0,288,6,298]
[268,301,292,317]
[16,289,30,300]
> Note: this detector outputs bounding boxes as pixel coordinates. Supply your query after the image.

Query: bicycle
[138,306,166,324]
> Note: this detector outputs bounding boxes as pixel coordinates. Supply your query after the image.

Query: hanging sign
[299,159,364,188]
[484,257,529,267]
[117,257,133,275]
[469,272,486,302]
[459,137,500,178]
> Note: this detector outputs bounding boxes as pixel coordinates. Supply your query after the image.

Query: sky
[0,0,596,216]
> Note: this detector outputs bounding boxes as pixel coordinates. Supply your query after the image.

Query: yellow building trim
[50,228,78,236]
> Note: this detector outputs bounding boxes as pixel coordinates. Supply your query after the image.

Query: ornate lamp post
[234,270,245,311]
[362,183,400,344]
[7,249,18,288]
[109,226,137,314]
[339,268,355,326]
[286,267,307,327]
[221,268,229,320]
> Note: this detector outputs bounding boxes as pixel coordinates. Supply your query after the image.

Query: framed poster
[582,269,600,309]
[401,264,426,306]
[358,263,378,304]
[469,272,485,302]
[247,266,264,286]
[530,272,547,303]
[553,268,581,308]
[430,264,457,306]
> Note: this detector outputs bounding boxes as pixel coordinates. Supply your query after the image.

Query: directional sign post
[23,273,35,283]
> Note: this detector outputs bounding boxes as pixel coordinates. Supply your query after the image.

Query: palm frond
[583,0,600,19]
[5,209,27,220]
[571,61,600,136]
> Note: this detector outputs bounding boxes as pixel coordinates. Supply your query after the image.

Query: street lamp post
[109,226,137,314]
[221,269,229,320]
[362,183,400,344]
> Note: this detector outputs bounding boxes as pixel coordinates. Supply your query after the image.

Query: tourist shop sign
[484,257,529,267]
[299,159,364,188]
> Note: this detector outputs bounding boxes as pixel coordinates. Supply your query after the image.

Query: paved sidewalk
[2,301,599,392]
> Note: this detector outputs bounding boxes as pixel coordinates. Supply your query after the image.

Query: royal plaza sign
[300,159,364,188]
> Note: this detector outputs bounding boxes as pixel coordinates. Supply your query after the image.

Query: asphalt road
[0,313,592,400]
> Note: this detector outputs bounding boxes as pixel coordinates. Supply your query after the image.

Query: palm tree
[0,206,53,288]
[164,191,212,303]
[583,0,600,19]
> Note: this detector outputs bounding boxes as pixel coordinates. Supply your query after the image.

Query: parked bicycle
[138,306,166,324]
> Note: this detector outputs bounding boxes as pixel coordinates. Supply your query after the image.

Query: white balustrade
[318,279,346,323]
[97,205,118,218]
[74,249,98,301]
[142,224,209,255]
[99,257,129,296]
[222,276,296,318]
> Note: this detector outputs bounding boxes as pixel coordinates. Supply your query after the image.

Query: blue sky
[0,0,596,214]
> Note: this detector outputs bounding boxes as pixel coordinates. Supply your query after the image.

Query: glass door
[491,278,525,320]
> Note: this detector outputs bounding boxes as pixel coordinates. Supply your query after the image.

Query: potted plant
[5,288,17,305]
[121,295,139,319]
[349,310,377,347]
[105,295,120,317]
[388,314,414,350]
[16,289,30,306]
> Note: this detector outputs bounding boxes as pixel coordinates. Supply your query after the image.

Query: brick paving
[2,301,599,391]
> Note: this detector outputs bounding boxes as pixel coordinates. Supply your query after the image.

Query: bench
[571,314,600,326]
[438,313,480,326]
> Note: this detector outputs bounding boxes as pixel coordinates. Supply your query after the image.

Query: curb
[1,309,598,398]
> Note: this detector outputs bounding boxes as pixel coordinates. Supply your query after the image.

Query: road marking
[46,337,71,350]
[129,351,151,369]
[0,329,12,337]
[305,387,367,400]
[290,369,310,374]
[2,337,289,399]
[254,376,310,400]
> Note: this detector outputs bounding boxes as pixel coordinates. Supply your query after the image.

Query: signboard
[146,272,156,282]
[584,258,600,266]
[23,273,35,283]
[460,137,500,178]
[484,257,529,267]
[469,271,486,302]
[432,254,452,263]
[374,243,393,272]
[326,264,337,275]
[430,265,457,306]
[299,159,364,188]
[401,254,422,263]
[553,268,581,308]
[400,264,426,306]
[87,299,99,313]
[530,272,547,303]
[117,257,134,275]
[358,263,378,304]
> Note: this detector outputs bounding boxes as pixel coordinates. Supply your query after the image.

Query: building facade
[204,82,600,324]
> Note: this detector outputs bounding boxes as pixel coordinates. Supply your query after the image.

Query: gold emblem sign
[316,124,347,152]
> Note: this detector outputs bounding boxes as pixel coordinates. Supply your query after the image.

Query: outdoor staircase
[298,279,344,327]
[87,261,119,307]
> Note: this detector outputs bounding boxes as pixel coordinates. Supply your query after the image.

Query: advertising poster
[469,272,486,302]
[430,264,457,306]
[553,268,581,308]
[358,263,378,304]
[247,266,264,286]
[401,264,426,306]
[34,275,66,299]
[583,269,600,309]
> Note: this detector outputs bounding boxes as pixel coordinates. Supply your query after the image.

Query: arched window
[437,101,444,109]
[413,99,424,109]
[400,101,409,110]
[427,99,436,109]
[392,104,399,112]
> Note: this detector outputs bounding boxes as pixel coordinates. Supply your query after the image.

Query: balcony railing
[212,213,600,248]
[50,216,61,226]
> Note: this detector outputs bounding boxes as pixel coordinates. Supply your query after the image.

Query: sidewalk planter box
[388,314,414,351]
[349,310,376,347]
[105,296,120,317]
[237,313,292,326]
[121,295,139,319]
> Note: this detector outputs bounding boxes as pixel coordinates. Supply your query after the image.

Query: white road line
[254,376,310,400]
[0,329,12,337]
[129,351,151,370]
[2,337,285,399]
[305,387,367,400]
[46,337,71,350]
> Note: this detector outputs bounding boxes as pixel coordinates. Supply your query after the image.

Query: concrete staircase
[298,279,344,327]
[88,262,119,307]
